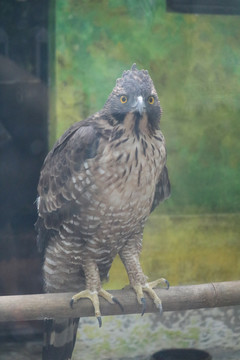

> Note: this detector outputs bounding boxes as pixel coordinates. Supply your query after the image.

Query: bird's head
[104,64,162,132]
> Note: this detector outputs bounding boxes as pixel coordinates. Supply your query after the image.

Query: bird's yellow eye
[120,95,128,104]
[148,96,155,105]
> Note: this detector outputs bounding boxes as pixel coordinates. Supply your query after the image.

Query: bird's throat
[123,112,149,138]
[133,114,141,140]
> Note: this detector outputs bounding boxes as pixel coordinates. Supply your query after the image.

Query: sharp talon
[97,316,102,328]
[158,302,163,316]
[164,279,170,290]
[112,297,124,312]
[141,297,146,316]
[70,299,74,309]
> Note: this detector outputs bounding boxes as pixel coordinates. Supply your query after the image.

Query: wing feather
[36,120,100,252]
[151,165,171,213]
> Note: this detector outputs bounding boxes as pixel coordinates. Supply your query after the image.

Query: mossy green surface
[107,214,240,289]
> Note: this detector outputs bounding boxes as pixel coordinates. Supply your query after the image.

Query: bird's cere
[135,95,145,115]
[137,96,144,105]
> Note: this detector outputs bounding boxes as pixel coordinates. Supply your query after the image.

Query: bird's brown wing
[35,119,100,252]
[151,165,171,213]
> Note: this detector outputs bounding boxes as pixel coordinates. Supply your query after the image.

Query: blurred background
[51,0,240,288]
[0,0,239,359]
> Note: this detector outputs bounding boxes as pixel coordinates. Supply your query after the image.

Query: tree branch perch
[0,281,239,322]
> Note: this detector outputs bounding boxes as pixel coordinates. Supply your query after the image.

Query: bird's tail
[42,317,80,360]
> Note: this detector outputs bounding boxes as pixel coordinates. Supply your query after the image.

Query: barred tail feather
[43,318,80,360]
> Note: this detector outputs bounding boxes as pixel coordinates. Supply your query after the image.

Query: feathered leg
[70,260,123,327]
[119,243,169,315]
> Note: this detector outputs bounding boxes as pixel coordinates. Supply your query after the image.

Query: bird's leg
[119,245,169,315]
[70,261,123,327]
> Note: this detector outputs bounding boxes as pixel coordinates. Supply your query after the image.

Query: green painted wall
[51,0,240,215]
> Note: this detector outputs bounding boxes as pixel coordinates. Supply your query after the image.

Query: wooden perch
[0,281,239,322]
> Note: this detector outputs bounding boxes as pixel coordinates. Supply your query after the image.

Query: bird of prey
[36,64,170,360]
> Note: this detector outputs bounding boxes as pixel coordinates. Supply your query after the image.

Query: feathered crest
[115,63,152,90]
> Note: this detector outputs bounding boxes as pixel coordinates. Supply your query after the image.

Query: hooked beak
[132,96,146,115]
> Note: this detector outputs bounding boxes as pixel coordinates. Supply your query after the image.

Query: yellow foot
[70,288,123,327]
[133,278,169,316]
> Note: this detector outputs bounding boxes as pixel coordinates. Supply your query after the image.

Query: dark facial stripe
[134,115,140,140]
[111,112,125,123]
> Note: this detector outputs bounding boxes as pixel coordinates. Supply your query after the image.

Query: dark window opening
[0,0,49,341]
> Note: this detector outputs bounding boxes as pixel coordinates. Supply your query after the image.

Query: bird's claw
[158,302,163,316]
[70,298,74,309]
[148,277,170,290]
[141,297,146,316]
[133,278,169,316]
[97,316,102,328]
[69,288,123,327]
[163,278,170,290]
